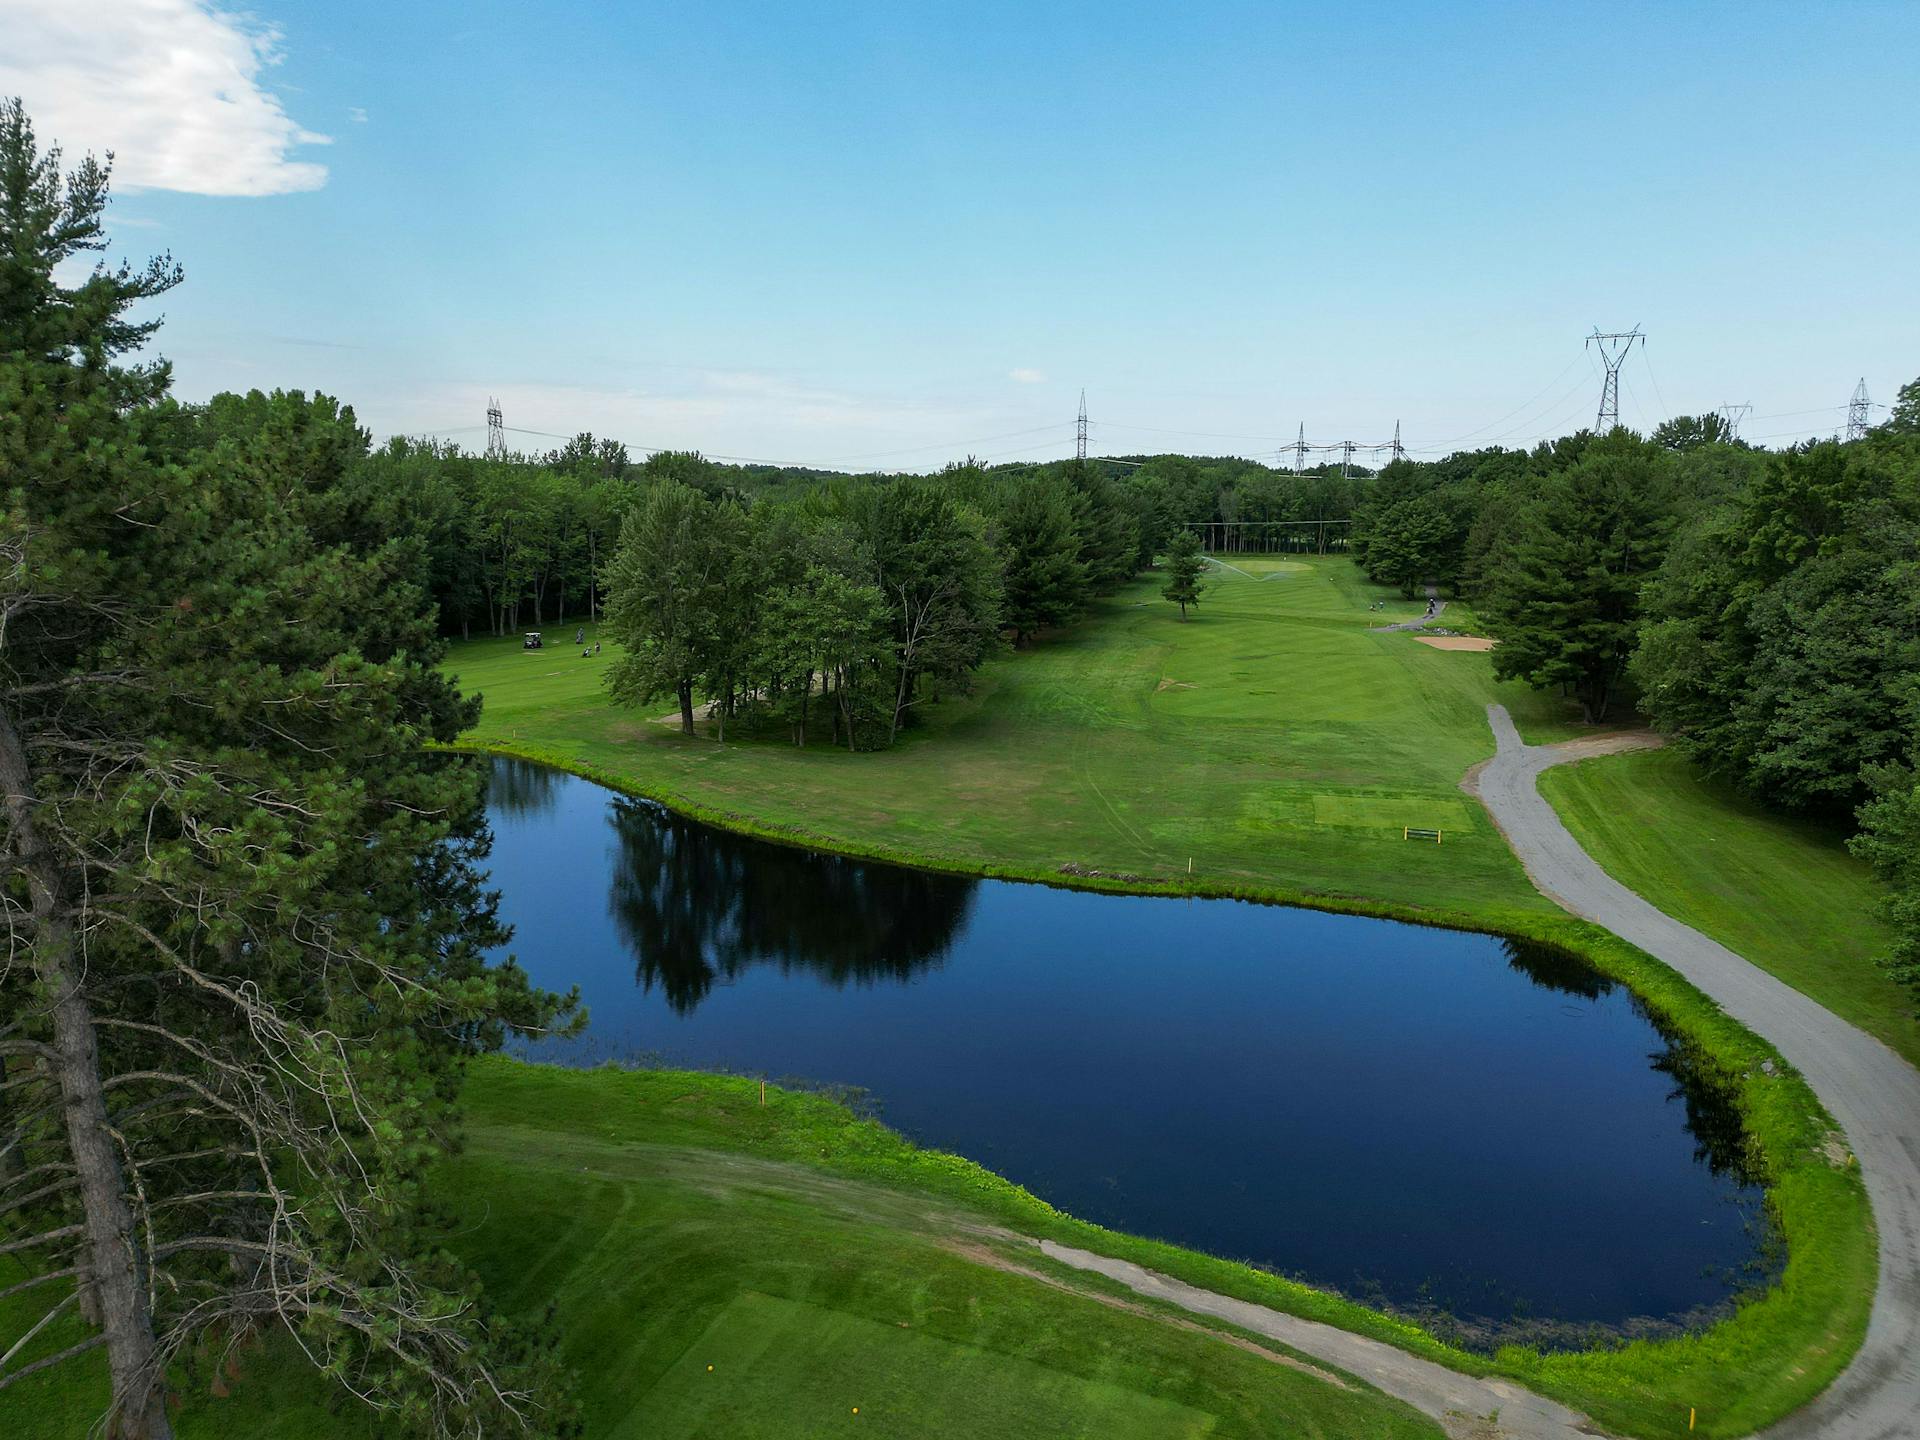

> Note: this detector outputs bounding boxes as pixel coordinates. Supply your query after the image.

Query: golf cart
[523,631,543,650]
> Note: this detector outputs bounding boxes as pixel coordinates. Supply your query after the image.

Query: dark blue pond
[481,758,1773,1340]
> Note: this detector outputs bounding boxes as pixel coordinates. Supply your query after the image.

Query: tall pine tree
[0,99,575,1439]
[1486,440,1675,722]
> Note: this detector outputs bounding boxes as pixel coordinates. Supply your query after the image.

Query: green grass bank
[2,1060,1449,1440]
[427,557,1885,1436]
[7,557,1887,1438]
[1540,748,1917,1069]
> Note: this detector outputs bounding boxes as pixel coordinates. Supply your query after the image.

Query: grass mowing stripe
[641,1292,1217,1439]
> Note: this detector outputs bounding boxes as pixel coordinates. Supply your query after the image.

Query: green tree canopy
[1486,438,1676,722]
[0,98,575,1439]
[602,480,739,734]
[996,471,1088,645]
[1160,528,1208,619]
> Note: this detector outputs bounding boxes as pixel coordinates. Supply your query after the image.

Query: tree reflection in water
[488,756,563,820]
[605,797,978,1014]
[1503,938,1760,1185]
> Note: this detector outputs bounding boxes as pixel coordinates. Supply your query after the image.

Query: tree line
[1351,394,1920,1000]
[351,441,1360,642]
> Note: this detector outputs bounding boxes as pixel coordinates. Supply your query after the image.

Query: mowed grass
[441,553,1887,1438]
[3,1062,1443,1440]
[641,1293,1217,1438]
[449,557,1588,920]
[10,557,1893,1438]
[1541,747,1918,1068]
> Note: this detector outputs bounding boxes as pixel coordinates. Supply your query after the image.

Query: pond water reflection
[482,758,1774,1340]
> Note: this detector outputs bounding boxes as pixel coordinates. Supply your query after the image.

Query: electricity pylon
[486,398,506,460]
[1845,379,1871,442]
[1586,327,1644,431]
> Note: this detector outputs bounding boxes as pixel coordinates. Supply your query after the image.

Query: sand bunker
[1415,635,1497,652]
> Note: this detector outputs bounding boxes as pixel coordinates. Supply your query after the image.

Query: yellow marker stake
[1689,1408,1695,1431]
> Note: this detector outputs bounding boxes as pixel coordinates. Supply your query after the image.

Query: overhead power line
[450,343,1876,477]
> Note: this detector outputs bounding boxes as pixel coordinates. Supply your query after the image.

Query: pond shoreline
[446,737,1875,1438]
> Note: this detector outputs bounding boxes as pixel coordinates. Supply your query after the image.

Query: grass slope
[1540,748,1917,1069]
[9,558,1888,1438]
[3,1063,1443,1440]
[449,560,1584,920]
[439,556,1881,1437]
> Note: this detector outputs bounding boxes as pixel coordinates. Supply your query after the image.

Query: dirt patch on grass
[1540,730,1666,763]
[937,1238,1352,1390]
[1415,635,1497,652]
[1155,677,1194,692]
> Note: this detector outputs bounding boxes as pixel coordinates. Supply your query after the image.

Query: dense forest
[353,437,1356,642]
[1351,395,1920,997]
[147,374,1920,1005]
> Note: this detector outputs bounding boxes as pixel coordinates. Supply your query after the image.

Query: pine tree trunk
[678,680,695,736]
[0,713,172,1440]
[0,1056,20,1187]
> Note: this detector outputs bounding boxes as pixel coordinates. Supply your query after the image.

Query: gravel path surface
[1043,703,1914,1437]
[1469,704,1920,1440]
[1040,1241,1604,1439]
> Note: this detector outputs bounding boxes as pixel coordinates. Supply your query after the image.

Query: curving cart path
[1469,704,1920,1440]
[1372,583,1449,632]
[1041,1239,1604,1438]
[1046,704,1916,1437]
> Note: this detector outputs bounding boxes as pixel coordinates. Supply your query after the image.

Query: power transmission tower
[1717,403,1751,442]
[1292,424,1308,474]
[1339,440,1355,479]
[1585,326,1644,431]
[1391,420,1404,462]
[486,398,506,460]
[1076,390,1088,462]
[1845,378,1871,442]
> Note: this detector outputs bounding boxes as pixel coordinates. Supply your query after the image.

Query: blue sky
[10,0,1918,467]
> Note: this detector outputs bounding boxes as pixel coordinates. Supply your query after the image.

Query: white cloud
[0,0,329,196]
[1009,367,1047,384]
[347,107,368,124]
